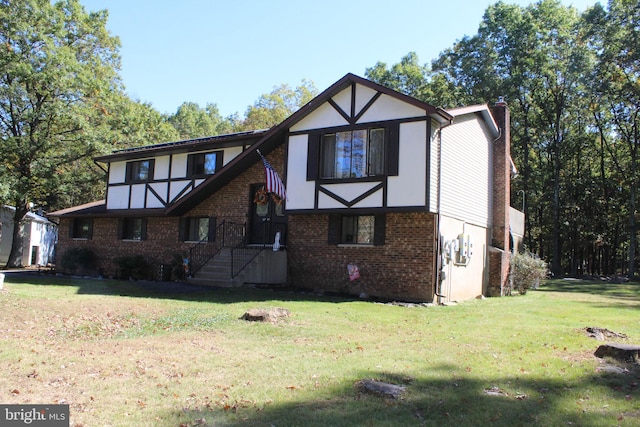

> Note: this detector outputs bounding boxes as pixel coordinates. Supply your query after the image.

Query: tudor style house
[49,73,522,302]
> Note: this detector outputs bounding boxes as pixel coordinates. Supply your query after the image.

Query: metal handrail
[188,220,245,277]
[231,243,264,278]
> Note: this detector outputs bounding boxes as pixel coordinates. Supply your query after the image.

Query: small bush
[169,253,188,281]
[59,248,97,275]
[113,255,151,280]
[510,251,548,295]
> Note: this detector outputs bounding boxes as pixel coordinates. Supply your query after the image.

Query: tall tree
[586,0,640,278]
[168,101,234,140]
[241,80,317,130]
[0,0,121,267]
[430,0,590,275]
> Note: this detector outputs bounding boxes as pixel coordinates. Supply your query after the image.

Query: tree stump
[240,307,290,323]
[594,343,640,364]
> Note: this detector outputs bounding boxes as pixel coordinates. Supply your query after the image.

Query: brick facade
[288,212,437,302]
[488,101,512,296]
[55,146,288,279]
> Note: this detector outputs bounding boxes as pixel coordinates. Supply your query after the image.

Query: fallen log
[356,379,406,399]
[594,343,640,364]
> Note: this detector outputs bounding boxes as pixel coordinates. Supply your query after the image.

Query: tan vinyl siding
[439,114,493,227]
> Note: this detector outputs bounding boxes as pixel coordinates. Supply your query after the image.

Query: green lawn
[0,274,638,426]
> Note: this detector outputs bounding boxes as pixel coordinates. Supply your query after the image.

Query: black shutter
[69,219,75,238]
[373,214,386,246]
[148,160,155,181]
[307,132,320,181]
[140,218,148,241]
[208,216,217,242]
[117,218,124,240]
[215,151,223,172]
[386,123,400,176]
[178,218,187,241]
[186,154,194,177]
[328,214,340,245]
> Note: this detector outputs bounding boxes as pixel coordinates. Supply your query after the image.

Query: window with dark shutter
[187,151,223,177]
[328,214,385,246]
[70,218,93,239]
[125,159,155,183]
[119,218,147,240]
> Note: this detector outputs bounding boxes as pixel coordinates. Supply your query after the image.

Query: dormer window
[126,159,154,182]
[188,151,223,177]
[321,128,385,179]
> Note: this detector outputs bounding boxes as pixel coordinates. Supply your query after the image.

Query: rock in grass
[240,307,290,323]
[356,379,406,399]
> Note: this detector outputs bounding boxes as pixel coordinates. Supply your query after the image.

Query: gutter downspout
[435,117,453,305]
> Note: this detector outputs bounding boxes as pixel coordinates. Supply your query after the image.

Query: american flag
[258,150,287,200]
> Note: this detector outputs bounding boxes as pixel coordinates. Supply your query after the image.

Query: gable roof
[94,130,267,163]
[446,104,500,138]
[166,73,452,215]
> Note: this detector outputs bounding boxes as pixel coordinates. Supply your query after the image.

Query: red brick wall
[55,147,287,278]
[489,102,512,296]
[55,145,438,302]
[288,212,437,302]
[56,216,190,278]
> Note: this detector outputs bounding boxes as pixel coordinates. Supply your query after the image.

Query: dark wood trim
[353,91,382,124]
[146,184,168,208]
[287,116,429,137]
[318,183,384,208]
[285,205,432,215]
[328,98,351,124]
[169,180,196,205]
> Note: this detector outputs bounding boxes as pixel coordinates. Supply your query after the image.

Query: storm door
[249,183,287,245]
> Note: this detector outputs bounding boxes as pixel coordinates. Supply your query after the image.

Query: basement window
[328,214,386,246]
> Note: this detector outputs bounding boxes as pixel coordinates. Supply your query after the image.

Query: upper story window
[321,128,385,179]
[126,159,154,182]
[188,151,223,177]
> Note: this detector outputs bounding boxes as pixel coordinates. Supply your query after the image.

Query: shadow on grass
[173,365,640,427]
[1,270,357,305]
[537,279,640,309]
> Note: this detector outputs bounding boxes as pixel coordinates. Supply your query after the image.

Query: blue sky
[79,0,600,118]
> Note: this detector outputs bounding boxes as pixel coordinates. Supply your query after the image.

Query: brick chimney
[488,98,512,296]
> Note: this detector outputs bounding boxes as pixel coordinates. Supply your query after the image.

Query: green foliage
[241,80,318,130]
[167,102,232,139]
[169,253,188,281]
[113,254,151,280]
[59,247,98,275]
[510,251,548,294]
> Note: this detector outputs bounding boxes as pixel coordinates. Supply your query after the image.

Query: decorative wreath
[271,193,283,205]
[254,187,268,205]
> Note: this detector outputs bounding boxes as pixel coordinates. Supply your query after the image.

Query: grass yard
[0,273,639,427]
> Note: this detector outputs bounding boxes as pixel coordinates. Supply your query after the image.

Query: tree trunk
[5,201,28,268]
[628,149,637,279]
